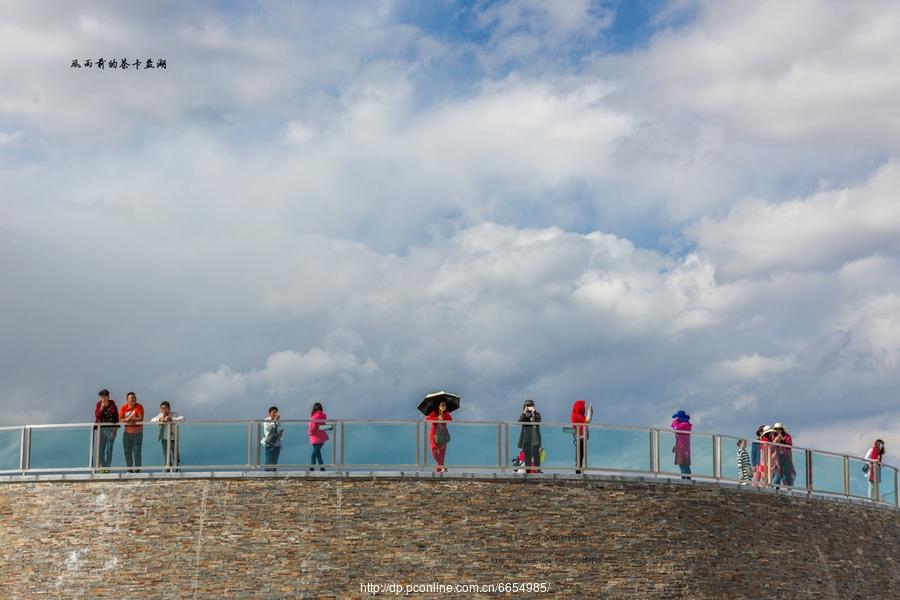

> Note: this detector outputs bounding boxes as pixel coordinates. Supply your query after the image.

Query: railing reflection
[0,421,895,509]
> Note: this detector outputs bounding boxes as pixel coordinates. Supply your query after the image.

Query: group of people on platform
[92,389,889,496]
[92,389,328,472]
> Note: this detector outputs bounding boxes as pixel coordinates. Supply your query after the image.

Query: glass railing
[342,421,418,468]
[810,450,846,495]
[586,425,651,473]
[0,427,21,472]
[656,430,715,479]
[1,419,895,510]
[29,425,93,471]
[881,467,898,505]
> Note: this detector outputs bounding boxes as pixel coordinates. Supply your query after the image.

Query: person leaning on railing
[864,439,886,499]
[119,392,145,473]
[94,389,120,471]
[150,401,184,469]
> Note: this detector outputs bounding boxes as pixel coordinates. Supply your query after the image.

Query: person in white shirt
[261,406,284,471]
[150,401,184,469]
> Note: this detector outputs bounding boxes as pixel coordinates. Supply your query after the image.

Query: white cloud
[692,161,900,278]
[706,353,798,381]
[622,0,900,148]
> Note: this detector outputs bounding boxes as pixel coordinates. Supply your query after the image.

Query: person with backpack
[261,406,284,471]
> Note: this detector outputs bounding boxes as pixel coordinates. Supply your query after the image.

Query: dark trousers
[160,439,180,468]
[523,445,541,473]
[123,432,143,471]
[265,445,281,471]
[311,443,324,467]
[97,428,116,468]
[575,438,586,474]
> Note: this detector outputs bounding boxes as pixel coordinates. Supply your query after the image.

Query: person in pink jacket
[671,410,692,480]
[308,403,329,471]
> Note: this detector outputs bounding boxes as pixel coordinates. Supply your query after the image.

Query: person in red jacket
[571,399,592,474]
[94,389,119,470]
[427,401,452,473]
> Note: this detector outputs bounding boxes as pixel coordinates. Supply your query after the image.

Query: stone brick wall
[0,475,897,599]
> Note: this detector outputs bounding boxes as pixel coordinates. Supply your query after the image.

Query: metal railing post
[874,465,880,502]
[843,456,850,497]
[654,429,661,475]
[894,468,899,508]
[338,421,345,469]
[497,423,503,472]
[649,430,656,474]
[713,435,720,480]
[20,427,30,473]
[247,421,254,468]
[805,450,813,493]
[416,421,421,468]
[503,423,509,471]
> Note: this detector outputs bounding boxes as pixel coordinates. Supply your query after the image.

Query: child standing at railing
[736,439,752,483]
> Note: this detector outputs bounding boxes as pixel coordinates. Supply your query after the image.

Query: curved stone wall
[0,475,897,598]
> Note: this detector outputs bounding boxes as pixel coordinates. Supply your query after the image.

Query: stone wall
[0,475,898,599]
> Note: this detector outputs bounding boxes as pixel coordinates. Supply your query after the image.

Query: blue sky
[1,0,900,464]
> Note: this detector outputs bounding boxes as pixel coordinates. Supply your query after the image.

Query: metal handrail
[1,418,896,509]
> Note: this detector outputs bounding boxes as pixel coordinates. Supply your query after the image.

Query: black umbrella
[417,391,461,416]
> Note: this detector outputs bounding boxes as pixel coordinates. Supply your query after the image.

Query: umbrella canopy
[417,391,461,416]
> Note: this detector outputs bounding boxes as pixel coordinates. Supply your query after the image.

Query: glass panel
[790,448,807,489]
[29,426,92,470]
[881,467,898,506]
[585,426,650,472]
[430,422,498,468]
[176,423,249,468]
[508,422,582,472]
[719,435,741,482]
[343,422,418,467]
[810,452,845,495]
[657,430,714,478]
[0,428,21,471]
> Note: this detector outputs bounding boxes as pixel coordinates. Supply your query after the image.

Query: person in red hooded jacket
[427,400,452,473]
[571,399,592,474]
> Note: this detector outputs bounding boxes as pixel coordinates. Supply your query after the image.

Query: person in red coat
[571,399,592,474]
[427,401,452,473]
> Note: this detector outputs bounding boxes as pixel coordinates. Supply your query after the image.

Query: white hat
[773,422,788,433]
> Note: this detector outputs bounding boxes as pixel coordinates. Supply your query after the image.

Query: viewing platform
[1,419,896,510]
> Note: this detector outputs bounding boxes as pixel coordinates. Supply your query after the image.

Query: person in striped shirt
[737,439,752,483]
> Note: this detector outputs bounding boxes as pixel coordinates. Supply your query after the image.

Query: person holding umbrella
[419,391,459,473]
[517,399,542,474]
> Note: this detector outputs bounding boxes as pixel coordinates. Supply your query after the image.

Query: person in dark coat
[517,399,542,474]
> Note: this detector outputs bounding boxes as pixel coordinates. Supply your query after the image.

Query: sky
[1,0,899,464]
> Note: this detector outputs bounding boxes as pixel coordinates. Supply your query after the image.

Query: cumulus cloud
[0,0,898,468]
[692,161,900,278]
[706,353,798,381]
